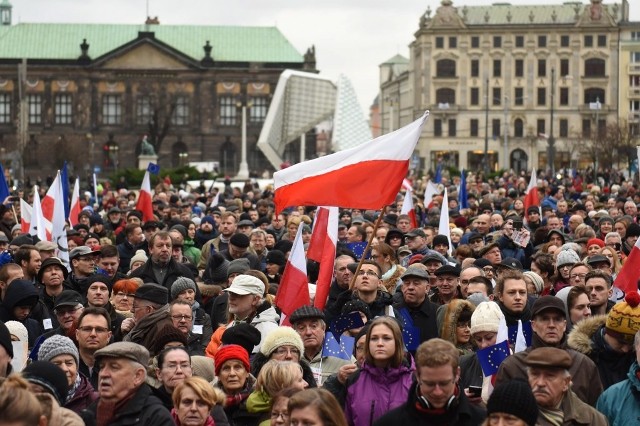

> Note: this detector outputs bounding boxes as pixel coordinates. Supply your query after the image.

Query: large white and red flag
[68,178,81,227]
[523,169,540,220]
[41,172,69,266]
[437,188,452,256]
[274,112,429,213]
[307,206,338,310]
[276,223,310,325]
[136,171,154,222]
[30,185,49,241]
[400,190,418,229]
[424,180,439,209]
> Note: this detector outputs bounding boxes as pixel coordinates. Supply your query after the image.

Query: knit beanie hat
[227,258,251,277]
[38,335,79,366]
[0,320,13,358]
[151,325,189,356]
[556,248,580,268]
[587,238,605,249]
[84,274,113,296]
[215,344,250,376]
[171,277,197,300]
[470,301,503,335]
[627,223,640,238]
[523,271,544,294]
[201,216,215,226]
[221,323,262,356]
[487,379,539,426]
[22,361,70,405]
[605,291,640,341]
[260,326,304,357]
[5,320,28,344]
[129,249,148,269]
[205,253,230,284]
[432,234,450,247]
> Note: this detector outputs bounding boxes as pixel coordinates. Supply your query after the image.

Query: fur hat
[171,277,197,300]
[556,248,580,268]
[38,335,79,366]
[470,301,503,335]
[260,327,304,357]
[606,291,640,341]
[5,320,28,344]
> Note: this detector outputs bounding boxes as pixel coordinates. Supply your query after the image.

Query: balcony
[629,112,640,123]
[629,63,640,74]
[630,87,640,99]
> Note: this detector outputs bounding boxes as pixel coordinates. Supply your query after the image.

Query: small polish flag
[400,190,418,229]
[424,180,440,209]
[210,192,220,208]
[276,223,310,325]
[136,171,154,222]
[20,198,31,234]
[523,169,540,223]
[437,188,452,256]
[30,185,49,242]
[307,206,338,310]
[68,178,81,227]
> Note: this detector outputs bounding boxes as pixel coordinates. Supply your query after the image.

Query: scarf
[381,264,397,281]
[171,409,215,426]
[96,387,137,426]
[66,373,82,403]
[538,406,564,426]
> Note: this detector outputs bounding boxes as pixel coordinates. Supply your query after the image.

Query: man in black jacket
[393,268,439,347]
[374,338,486,426]
[80,341,173,425]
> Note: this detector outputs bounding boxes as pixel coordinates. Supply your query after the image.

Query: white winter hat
[556,248,580,268]
[470,301,503,335]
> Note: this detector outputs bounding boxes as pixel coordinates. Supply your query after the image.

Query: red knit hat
[587,238,605,249]
[214,344,250,376]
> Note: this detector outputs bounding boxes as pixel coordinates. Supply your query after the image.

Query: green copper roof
[0,23,304,63]
[381,54,409,65]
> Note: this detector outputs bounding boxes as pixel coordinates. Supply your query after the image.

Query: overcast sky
[14,0,640,118]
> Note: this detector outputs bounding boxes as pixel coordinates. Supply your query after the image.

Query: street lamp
[548,67,556,174]
[108,143,119,172]
[235,97,252,180]
[589,97,602,182]
[484,78,489,174]
[178,151,188,167]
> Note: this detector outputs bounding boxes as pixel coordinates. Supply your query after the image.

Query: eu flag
[330,311,365,341]
[477,340,510,376]
[147,163,160,175]
[508,321,532,347]
[0,163,9,202]
[434,163,442,184]
[458,169,468,209]
[61,161,70,219]
[402,324,421,351]
[322,333,354,361]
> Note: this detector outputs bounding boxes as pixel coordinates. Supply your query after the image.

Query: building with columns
[380,0,637,175]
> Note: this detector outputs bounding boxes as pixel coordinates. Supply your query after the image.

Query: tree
[135,82,178,156]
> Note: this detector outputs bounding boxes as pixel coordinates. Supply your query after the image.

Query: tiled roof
[0,23,303,63]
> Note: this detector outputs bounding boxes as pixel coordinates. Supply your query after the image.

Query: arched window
[172,141,188,167]
[436,59,456,77]
[220,137,236,175]
[436,88,456,105]
[584,58,605,77]
[584,88,605,104]
[514,118,524,138]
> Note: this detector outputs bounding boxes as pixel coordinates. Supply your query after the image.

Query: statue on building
[140,135,156,156]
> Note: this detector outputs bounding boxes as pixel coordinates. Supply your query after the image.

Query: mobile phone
[7,196,18,202]
[512,219,523,230]
[468,386,482,397]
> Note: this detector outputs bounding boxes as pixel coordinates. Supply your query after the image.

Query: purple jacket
[344,355,415,426]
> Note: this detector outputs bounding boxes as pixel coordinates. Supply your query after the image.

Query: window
[633,52,640,63]
[561,35,570,47]
[632,32,640,41]
[560,59,569,77]
[250,97,268,123]
[449,37,457,48]
[559,119,569,137]
[584,35,593,47]
[537,119,546,136]
[54,94,72,125]
[434,119,442,137]
[537,87,546,106]
[493,36,502,48]
[515,35,524,48]
[172,96,190,126]
[537,59,546,77]
[102,95,121,125]
[470,119,479,137]
[219,96,237,125]
[514,118,524,137]
[492,88,501,106]
[136,96,152,126]
[493,59,501,77]
[436,88,456,104]
[538,35,547,47]
[28,94,42,124]
[0,93,10,124]
[515,59,524,77]
[436,59,456,77]
[597,35,607,47]
[471,36,480,48]
[514,88,524,106]
[584,58,605,77]
[584,88,605,104]
[448,119,457,137]
[582,119,591,138]
[560,87,569,106]
[435,37,444,48]
[492,119,501,137]
[470,88,480,106]
[470,59,479,77]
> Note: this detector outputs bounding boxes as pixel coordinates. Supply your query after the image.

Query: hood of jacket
[440,299,475,346]
[567,315,606,355]
[251,302,279,325]
[246,389,272,414]
[2,279,39,310]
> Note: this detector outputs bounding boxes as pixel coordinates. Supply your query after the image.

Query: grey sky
[13,0,640,120]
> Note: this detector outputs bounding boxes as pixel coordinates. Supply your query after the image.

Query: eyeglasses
[419,378,456,390]
[273,347,300,357]
[271,412,289,420]
[171,314,193,321]
[436,277,457,283]
[78,257,96,263]
[570,273,587,280]
[357,270,380,279]
[78,326,110,334]
[163,363,192,372]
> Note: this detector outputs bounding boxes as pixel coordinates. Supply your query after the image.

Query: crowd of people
[0,167,639,425]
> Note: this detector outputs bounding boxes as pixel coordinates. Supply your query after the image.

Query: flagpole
[10,203,18,224]
[348,205,387,290]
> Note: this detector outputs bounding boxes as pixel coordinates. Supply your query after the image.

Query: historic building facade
[380,0,637,174]
[0,2,316,180]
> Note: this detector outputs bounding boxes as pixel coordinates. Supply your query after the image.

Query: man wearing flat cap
[431,264,463,305]
[290,305,350,386]
[80,341,174,425]
[122,283,172,356]
[526,347,607,425]
[496,295,603,406]
[393,267,439,344]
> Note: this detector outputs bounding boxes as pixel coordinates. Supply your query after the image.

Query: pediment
[94,40,197,70]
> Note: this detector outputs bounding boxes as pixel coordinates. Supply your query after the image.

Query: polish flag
[68,178,80,227]
[402,179,413,192]
[614,238,640,294]
[41,172,69,266]
[437,188,452,256]
[20,198,31,234]
[30,186,49,241]
[400,190,418,229]
[274,112,428,213]
[523,169,540,221]
[210,191,220,208]
[276,223,310,325]
[307,206,338,310]
[424,180,439,209]
[136,171,154,222]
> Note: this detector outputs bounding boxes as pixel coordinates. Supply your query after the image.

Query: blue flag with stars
[434,163,442,184]
[147,162,160,175]
[322,333,354,361]
[402,324,421,351]
[477,340,510,376]
[330,312,365,341]
[458,169,468,209]
[508,321,532,347]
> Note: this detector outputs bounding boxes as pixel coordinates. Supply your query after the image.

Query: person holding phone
[495,217,533,270]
